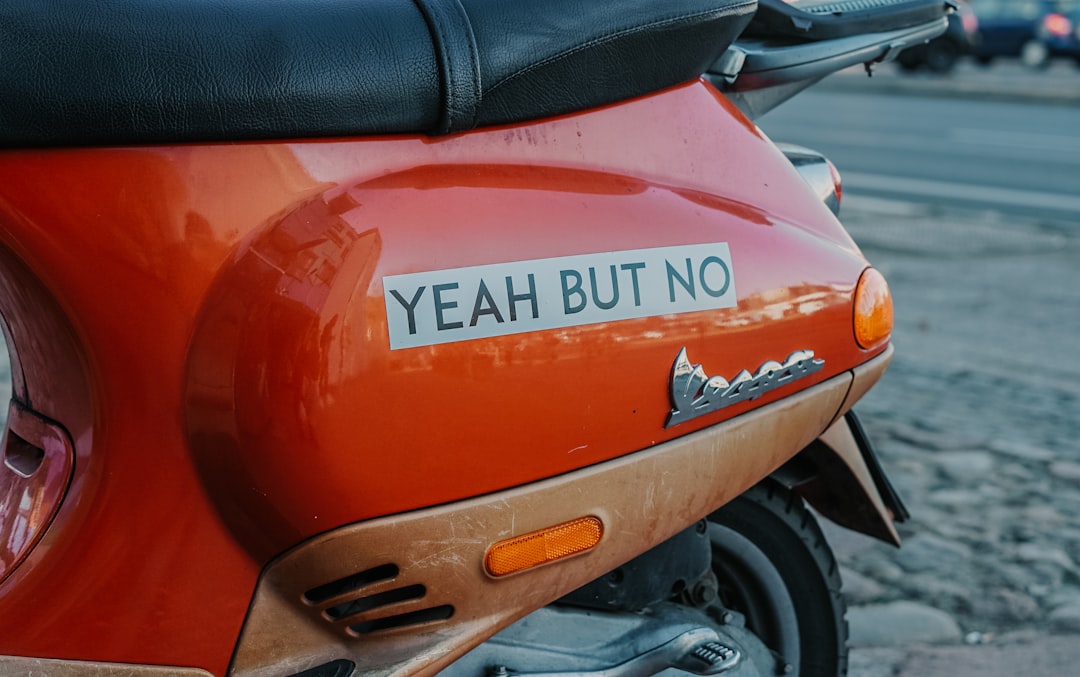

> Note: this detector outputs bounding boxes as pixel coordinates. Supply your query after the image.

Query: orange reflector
[854,267,893,349]
[485,516,603,577]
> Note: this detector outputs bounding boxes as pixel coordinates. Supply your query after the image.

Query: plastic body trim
[229,371,853,676]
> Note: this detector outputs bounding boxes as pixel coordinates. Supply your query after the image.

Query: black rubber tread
[709,480,849,677]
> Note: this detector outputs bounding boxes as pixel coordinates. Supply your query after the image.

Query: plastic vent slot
[324,584,426,619]
[303,564,399,605]
[348,605,455,635]
[302,563,455,636]
[287,659,356,677]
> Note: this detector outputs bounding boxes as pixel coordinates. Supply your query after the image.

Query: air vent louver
[303,563,399,605]
[325,584,426,619]
[348,604,455,635]
[302,563,454,636]
[287,659,356,677]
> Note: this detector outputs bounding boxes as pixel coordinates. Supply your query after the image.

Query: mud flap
[772,410,908,546]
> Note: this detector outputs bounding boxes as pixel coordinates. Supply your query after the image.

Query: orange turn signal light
[854,267,893,349]
[485,516,603,577]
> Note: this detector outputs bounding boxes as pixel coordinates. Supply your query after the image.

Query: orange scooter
[0,1,949,675]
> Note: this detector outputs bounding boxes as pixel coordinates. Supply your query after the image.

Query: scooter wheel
[708,481,848,677]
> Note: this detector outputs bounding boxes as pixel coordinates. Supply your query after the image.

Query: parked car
[1037,7,1080,63]
[970,0,1080,66]
[898,0,979,72]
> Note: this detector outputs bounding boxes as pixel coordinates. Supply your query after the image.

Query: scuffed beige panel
[0,657,213,676]
[836,345,893,421]
[231,373,853,677]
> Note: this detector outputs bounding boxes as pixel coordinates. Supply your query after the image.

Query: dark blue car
[1039,7,1080,62]
[899,0,980,72]
[971,0,1080,66]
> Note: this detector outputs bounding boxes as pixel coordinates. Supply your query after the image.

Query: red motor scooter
[0,1,949,675]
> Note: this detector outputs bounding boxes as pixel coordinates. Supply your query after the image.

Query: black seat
[0,0,756,148]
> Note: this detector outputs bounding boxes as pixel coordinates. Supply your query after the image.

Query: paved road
[757,89,1080,224]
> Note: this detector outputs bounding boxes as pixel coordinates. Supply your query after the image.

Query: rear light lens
[0,403,76,586]
[962,11,978,35]
[1045,13,1072,37]
[853,267,893,350]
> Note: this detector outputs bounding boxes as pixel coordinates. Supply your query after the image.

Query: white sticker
[383,243,736,349]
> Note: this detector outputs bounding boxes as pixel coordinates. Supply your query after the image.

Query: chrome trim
[777,143,841,216]
[491,627,741,676]
[666,347,825,427]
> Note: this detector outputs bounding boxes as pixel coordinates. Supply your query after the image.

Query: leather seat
[0,0,756,147]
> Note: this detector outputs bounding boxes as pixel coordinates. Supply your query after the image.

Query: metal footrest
[487,627,741,677]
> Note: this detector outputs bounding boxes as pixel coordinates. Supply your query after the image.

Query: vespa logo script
[665,348,825,427]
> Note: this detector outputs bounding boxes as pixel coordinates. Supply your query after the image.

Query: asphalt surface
[759,63,1080,224]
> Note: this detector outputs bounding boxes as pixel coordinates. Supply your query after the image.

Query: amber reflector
[485,516,603,577]
[854,267,893,349]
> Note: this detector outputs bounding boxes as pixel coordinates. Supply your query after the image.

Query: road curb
[817,63,1080,107]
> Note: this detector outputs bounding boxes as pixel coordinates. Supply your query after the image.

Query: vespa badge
[665,347,825,427]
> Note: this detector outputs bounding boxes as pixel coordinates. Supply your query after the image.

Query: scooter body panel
[182,83,878,550]
[0,82,886,673]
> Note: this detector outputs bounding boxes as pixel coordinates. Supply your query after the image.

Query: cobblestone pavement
[778,56,1080,674]
[836,195,1080,675]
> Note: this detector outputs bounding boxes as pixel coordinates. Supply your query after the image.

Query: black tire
[708,481,847,677]
[897,52,922,71]
[924,41,959,74]
[1019,40,1050,69]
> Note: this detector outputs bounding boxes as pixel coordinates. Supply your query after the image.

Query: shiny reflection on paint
[671,187,774,227]
[183,159,867,558]
[361,163,652,196]
[0,405,74,585]
[186,189,382,560]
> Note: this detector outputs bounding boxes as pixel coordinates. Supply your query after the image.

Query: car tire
[1020,39,1050,69]
[924,41,959,73]
[897,53,922,71]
